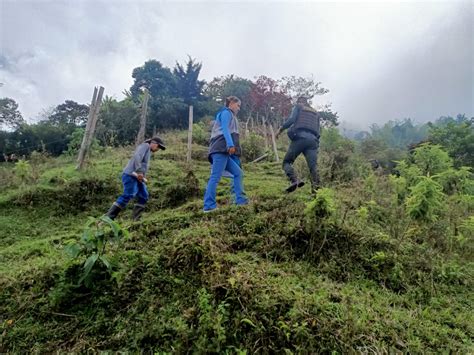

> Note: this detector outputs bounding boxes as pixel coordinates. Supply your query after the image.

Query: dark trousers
[282,138,320,187]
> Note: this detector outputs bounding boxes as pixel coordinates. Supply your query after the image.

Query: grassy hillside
[1,131,473,353]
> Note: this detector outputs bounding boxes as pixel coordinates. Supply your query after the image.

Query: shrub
[406,176,445,223]
[65,215,128,286]
[13,159,32,184]
[412,143,453,176]
[241,133,265,162]
[192,122,210,146]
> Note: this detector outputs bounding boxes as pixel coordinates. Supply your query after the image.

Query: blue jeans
[222,156,240,195]
[116,173,149,208]
[203,154,247,211]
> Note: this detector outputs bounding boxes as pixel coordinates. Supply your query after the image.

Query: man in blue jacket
[105,136,166,221]
[276,97,321,193]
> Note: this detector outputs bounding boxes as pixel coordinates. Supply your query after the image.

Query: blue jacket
[208,107,241,160]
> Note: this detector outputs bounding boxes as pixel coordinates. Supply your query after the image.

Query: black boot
[105,203,122,220]
[285,179,305,193]
[132,204,145,221]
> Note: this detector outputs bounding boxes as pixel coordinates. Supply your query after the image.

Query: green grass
[0,137,473,353]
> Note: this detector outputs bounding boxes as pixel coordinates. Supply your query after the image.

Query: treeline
[0,57,472,170]
[356,115,474,169]
[0,57,336,158]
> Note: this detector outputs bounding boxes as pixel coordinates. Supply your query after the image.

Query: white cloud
[0,0,472,128]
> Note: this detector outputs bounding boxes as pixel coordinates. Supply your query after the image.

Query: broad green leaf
[109,220,121,239]
[80,253,99,282]
[240,318,256,328]
[65,243,81,258]
[99,255,113,270]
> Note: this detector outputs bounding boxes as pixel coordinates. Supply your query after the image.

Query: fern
[406,176,445,222]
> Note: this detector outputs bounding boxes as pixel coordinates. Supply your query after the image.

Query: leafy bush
[192,122,210,146]
[406,176,445,223]
[13,159,32,184]
[319,128,357,183]
[65,215,128,285]
[412,143,452,176]
[66,128,101,156]
[241,133,265,162]
[304,188,336,222]
[428,117,474,168]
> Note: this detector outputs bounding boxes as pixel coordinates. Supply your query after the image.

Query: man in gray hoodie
[105,136,166,221]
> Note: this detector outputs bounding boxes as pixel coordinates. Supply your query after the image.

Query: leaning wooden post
[77,86,104,170]
[84,86,104,159]
[77,87,98,170]
[135,88,149,145]
[250,152,269,163]
[186,105,193,163]
[268,124,280,162]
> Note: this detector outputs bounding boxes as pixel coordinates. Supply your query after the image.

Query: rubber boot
[105,203,122,220]
[286,178,305,193]
[132,204,145,221]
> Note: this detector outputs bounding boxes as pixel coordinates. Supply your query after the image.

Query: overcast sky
[0,0,472,129]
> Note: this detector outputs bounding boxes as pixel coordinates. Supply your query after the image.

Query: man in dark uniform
[276,96,321,193]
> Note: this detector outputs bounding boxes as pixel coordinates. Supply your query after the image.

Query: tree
[130,60,177,99]
[174,56,205,105]
[149,96,188,129]
[318,105,339,128]
[279,75,329,101]
[48,100,89,127]
[0,98,24,128]
[412,143,453,176]
[249,75,292,125]
[428,115,474,168]
[370,119,429,149]
[406,176,445,223]
[8,122,71,156]
[130,60,192,130]
[278,76,336,127]
[96,97,140,146]
[203,75,254,118]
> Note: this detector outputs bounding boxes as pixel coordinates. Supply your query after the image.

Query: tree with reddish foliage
[248,75,292,126]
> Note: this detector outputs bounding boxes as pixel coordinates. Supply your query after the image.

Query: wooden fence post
[76,86,104,170]
[77,87,98,169]
[268,124,280,162]
[186,105,193,163]
[261,116,269,150]
[135,88,149,145]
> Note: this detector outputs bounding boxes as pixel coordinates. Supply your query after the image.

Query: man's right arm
[276,106,299,137]
[281,106,299,130]
[131,144,148,174]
